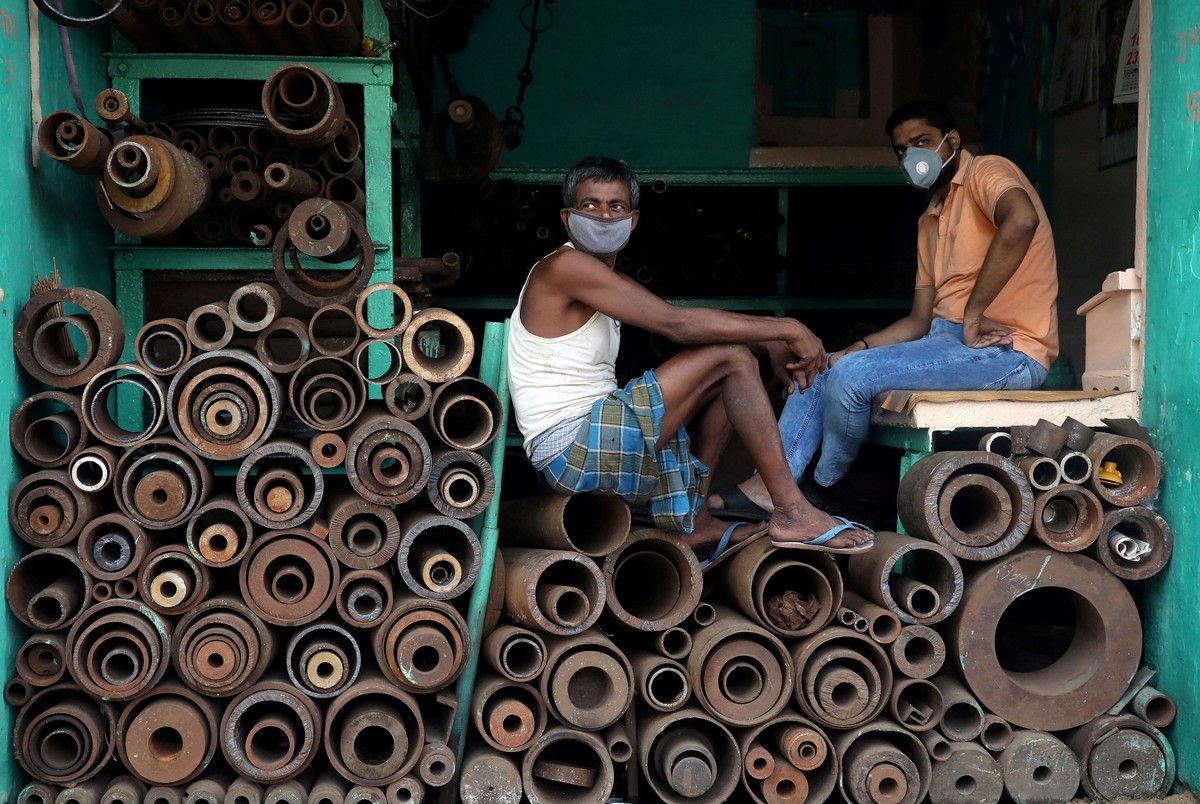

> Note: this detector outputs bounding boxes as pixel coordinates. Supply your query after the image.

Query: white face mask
[565,210,634,257]
[900,132,955,189]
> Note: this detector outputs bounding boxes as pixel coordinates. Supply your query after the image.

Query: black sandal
[708,485,771,523]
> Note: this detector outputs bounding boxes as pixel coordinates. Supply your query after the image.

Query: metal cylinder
[977,431,1012,457]
[185,494,255,568]
[472,673,547,753]
[313,0,360,54]
[500,547,606,635]
[344,408,430,504]
[897,452,1033,560]
[638,706,740,804]
[10,391,89,469]
[327,491,402,570]
[598,528,702,632]
[381,374,432,422]
[428,377,503,450]
[835,720,932,804]
[998,729,1081,804]
[70,445,123,493]
[262,64,346,146]
[167,349,284,461]
[14,287,125,389]
[846,531,963,625]
[522,726,614,804]
[116,682,220,785]
[17,632,68,687]
[652,626,693,660]
[184,777,228,804]
[256,317,312,374]
[239,528,339,626]
[10,469,98,548]
[481,623,547,682]
[102,775,148,804]
[274,199,375,308]
[356,282,414,340]
[401,308,475,383]
[324,673,424,785]
[425,447,495,519]
[39,111,113,174]
[1090,504,1173,580]
[1129,684,1176,727]
[947,546,1142,730]
[219,676,324,783]
[228,283,283,333]
[1015,454,1063,491]
[335,569,394,630]
[235,438,326,529]
[498,492,630,557]
[889,677,945,733]
[458,746,519,804]
[144,788,184,804]
[416,742,455,788]
[932,674,984,741]
[98,136,212,240]
[308,304,360,358]
[225,779,266,804]
[790,625,892,730]
[1066,713,1175,801]
[135,318,193,377]
[687,604,793,728]
[1057,449,1093,484]
[1084,431,1161,506]
[65,599,172,701]
[285,619,362,698]
[394,510,481,600]
[628,649,691,713]
[353,339,404,386]
[7,548,93,630]
[14,685,115,786]
[928,741,1004,804]
[539,631,634,731]
[265,162,321,196]
[20,783,61,804]
[114,437,213,531]
[1031,483,1104,552]
[372,595,469,693]
[175,595,275,698]
[840,590,902,644]
[137,545,211,615]
[980,713,1014,752]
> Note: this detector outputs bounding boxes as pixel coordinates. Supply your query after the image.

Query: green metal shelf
[108,53,392,84]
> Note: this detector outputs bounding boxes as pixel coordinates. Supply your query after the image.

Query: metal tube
[472,674,546,753]
[1084,432,1162,506]
[998,729,1080,804]
[324,674,423,786]
[627,649,690,713]
[790,626,891,731]
[834,725,931,804]
[845,531,963,625]
[219,676,323,783]
[601,528,701,632]
[116,682,220,786]
[1090,505,1173,580]
[1129,684,1177,728]
[638,707,740,804]
[372,596,469,693]
[1031,484,1104,552]
[522,727,614,804]
[395,511,481,600]
[689,604,793,728]
[498,492,630,557]
[499,548,605,635]
[1066,714,1174,801]
[428,377,503,450]
[980,713,1014,752]
[458,747,519,804]
[539,632,634,732]
[889,677,945,733]
[928,742,1004,804]
[481,624,547,682]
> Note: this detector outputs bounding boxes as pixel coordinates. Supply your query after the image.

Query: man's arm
[961,187,1040,348]
[546,249,827,380]
[828,287,935,367]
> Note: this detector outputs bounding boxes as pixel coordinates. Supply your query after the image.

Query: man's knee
[677,344,756,374]
[826,359,871,408]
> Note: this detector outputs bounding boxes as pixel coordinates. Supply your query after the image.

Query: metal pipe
[1031,484,1104,552]
[889,677,945,732]
[627,649,690,712]
[522,727,614,804]
[932,674,984,741]
[355,282,414,339]
[395,511,481,599]
[225,778,266,804]
[10,391,89,469]
[219,676,323,783]
[324,674,424,786]
[481,624,547,682]
[790,626,892,731]
[998,729,1080,804]
[928,742,1004,804]
[428,377,503,450]
[458,747,519,804]
[1091,505,1173,580]
[689,604,793,728]
[283,0,328,55]
[239,528,339,626]
[39,111,112,174]
[498,492,630,557]
[116,682,220,785]
[1129,684,1177,727]
[343,408,429,504]
[218,0,271,53]
[834,723,932,804]
[15,685,115,786]
[841,590,901,644]
[102,775,148,804]
[251,0,302,53]
[472,674,546,753]
[980,713,1014,752]
[1057,449,1093,484]
[263,65,345,146]
[327,490,402,569]
[372,596,469,693]
[426,448,495,519]
[846,530,963,625]
[499,547,605,635]
[256,317,311,374]
[1084,431,1162,506]
[138,545,210,615]
[416,742,455,788]
[1015,454,1062,491]
[1066,714,1174,801]
[336,569,394,630]
[313,0,360,54]
[10,468,97,548]
[401,308,475,383]
[600,528,701,632]
[17,632,68,687]
[184,777,229,804]
[7,548,92,630]
[538,631,634,731]
[889,625,946,679]
[638,706,740,804]
[175,594,275,698]
[135,318,192,377]
[652,626,693,660]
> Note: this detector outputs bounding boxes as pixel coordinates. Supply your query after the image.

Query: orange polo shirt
[916,150,1059,369]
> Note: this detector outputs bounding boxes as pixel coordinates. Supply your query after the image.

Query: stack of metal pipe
[39,64,364,245]
[465,415,1175,803]
[107,0,364,56]
[8,250,499,801]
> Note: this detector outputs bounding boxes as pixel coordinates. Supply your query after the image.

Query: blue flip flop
[699,522,769,571]
[770,516,874,554]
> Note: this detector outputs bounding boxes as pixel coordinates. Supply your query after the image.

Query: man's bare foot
[680,509,765,553]
[767,502,873,551]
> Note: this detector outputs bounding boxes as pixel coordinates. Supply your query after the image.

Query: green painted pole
[448,320,511,801]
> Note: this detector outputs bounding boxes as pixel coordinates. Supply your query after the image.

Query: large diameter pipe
[471,673,547,753]
[499,547,605,635]
[395,510,481,600]
[897,452,1033,560]
[402,308,475,383]
[601,528,701,632]
[10,469,98,548]
[1090,505,1173,580]
[834,720,932,804]
[114,438,212,531]
[1084,431,1162,506]
[324,673,424,786]
[1031,483,1104,552]
[1065,714,1175,801]
[638,706,740,804]
[738,714,838,804]
[998,729,1081,804]
[688,604,793,728]
[428,377,504,450]
[889,677,945,733]
[239,528,339,626]
[261,64,346,147]
[174,595,275,698]
[720,535,843,638]
[790,626,893,730]
[372,595,469,693]
[344,408,431,505]
[14,685,116,786]
[116,682,220,785]
[10,390,90,469]
[521,727,614,804]
[947,546,1141,730]
[932,674,984,741]
[65,599,172,701]
[219,676,323,783]
[628,649,691,712]
[7,547,93,630]
[498,492,630,557]
[539,631,634,731]
[846,531,963,625]
[481,624,547,682]
[425,447,495,519]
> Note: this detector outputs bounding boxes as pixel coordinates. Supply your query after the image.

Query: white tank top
[507,248,620,454]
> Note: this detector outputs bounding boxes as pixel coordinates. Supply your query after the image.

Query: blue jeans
[777,319,1048,487]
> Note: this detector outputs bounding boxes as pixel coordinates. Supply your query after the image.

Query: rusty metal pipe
[628,649,690,712]
[841,590,901,644]
[290,358,370,435]
[102,775,148,804]
[1091,504,1173,580]
[652,626,692,660]
[932,674,984,741]
[1057,449,1092,484]
[115,438,212,530]
[498,492,630,557]
[846,531,963,625]
[228,283,283,333]
[539,631,634,731]
[144,788,184,804]
[135,318,192,377]
[11,469,98,548]
[428,377,503,450]
[335,569,393,630]
[889,625,946,679]
[951,545,1143,731]
[324,674,423,785]
[235,439,325,529]
[835,723,932,804]
[185,494,254,568]
[96,88,146,131]
[416,742,455,788]
[225,779,266,804]
[1129,684,1177,727]
[282,0,328,54]
[353,339,403,386]
[458,747,518,804]
[396,511,481,599]
[66,599,172,701]
[219,676,323,783]
[372,596,469,693]
[15,685,116,786]
[263,65,345,146]
[256,317,311,374]
[400,308,475,382]
[15,287,125,389]
[425,447,495,519]
[275,200,375,308]
[980,713,1013,752]
[327,491,401,569]
[186,302,236,352]
[600,528,701,632]
[175,594,275,698]
[1016,454,1062,491]
[345,786,386,804]
[522,727,614,804]
[791,626,892,730]
[500,547,605,635]
[68,444,121,493]
[889,677,945,733]
[309,303,360,358]
[80,364,167,447]
[39,111,112,174]
[998,729,1080,804]
[17,632,67,687]
[639,706,740,804]
[159,0,208,51]
[184,777,229,804]
[286,619,362,698]
[1085,431,1161,506]
[889,573,942,620]
[7,548,92,630]
[264,162,321,196]
[356,282,413,339]
[928,742,1004,804]
[1066,714,1174,801]
[10,391,89,469]
[77,513,149,582]
[472,674,547,753]
[138,545,210,615]
[117,682,220,785]
[239,528,339,626]
[309,770,349,804]
[1031,483,1104,552]
[481,623,547,682]
[690,604,793,728]
[313,0,360,54]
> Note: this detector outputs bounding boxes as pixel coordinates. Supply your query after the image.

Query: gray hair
[561,156,640,210]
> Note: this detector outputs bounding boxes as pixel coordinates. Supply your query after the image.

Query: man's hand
[962,314,1015,348]
[783,322,827,390]
[828,339,867,368]
[765,342,808,394]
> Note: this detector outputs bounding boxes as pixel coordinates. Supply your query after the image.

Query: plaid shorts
[544,369,710,533]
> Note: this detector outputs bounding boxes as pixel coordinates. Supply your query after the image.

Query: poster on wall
[1113,0,1139,103]
[1097,0,1138,167]
[1050,0,1098,112]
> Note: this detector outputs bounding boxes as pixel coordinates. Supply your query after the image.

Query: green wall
[1142,0,1200,790]
[442,1,756,170]
[0,5,111,795]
